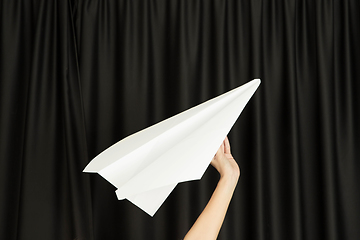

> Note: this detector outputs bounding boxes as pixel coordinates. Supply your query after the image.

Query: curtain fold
[0,1,93,239]
[1,0,359,239]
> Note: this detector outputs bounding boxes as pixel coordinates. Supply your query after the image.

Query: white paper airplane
[83,79,261,216]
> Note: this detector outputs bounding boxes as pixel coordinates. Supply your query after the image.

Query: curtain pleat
[0,1,93,239]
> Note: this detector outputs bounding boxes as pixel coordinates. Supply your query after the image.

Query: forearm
[184,174,238,240]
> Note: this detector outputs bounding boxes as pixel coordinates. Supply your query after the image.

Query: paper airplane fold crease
[83,79,261,216]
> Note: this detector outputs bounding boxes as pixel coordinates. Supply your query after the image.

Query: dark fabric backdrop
[1,0,359,239]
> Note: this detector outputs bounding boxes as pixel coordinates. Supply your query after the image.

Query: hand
[211,136,240,182]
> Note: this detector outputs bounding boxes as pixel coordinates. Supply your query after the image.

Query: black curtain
[1,0,359,239]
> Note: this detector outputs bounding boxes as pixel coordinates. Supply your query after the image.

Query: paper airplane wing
[83,78,261,216]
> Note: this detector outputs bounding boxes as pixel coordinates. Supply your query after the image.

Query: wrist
[219,172,239,188]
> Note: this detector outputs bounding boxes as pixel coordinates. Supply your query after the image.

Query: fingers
[217,141,224,155]
[215,137,230,157]
[224,136,231,155]
[211,141,224,168]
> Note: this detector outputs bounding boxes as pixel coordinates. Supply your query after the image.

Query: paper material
[83,79,261,216]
